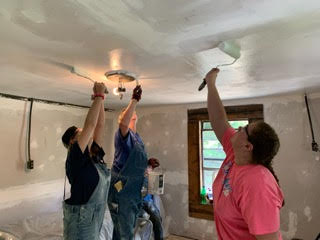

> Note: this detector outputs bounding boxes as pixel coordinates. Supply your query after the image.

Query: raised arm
[119,100,137,137]
[206,68,230,143]
[119,85,142,137]
[78,82,106,152]
[92,99,105,147]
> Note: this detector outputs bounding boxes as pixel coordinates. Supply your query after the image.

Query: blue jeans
[63,163,110,240]
[142,200,163,240]
[108,142,148,240]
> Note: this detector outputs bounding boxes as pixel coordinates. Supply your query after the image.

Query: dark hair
[249,121,284,206]
[61,126,78,149]
[249,121,280,184]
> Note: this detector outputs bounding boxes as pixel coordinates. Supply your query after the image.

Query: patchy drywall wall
[1,91,319,238]
[265,95,320,240]
[136,105,216,239]
[0,97,115,223]
[136,92,320,240]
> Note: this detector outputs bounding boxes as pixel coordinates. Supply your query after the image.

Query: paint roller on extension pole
[71,66,109,94]
[198,41,241,91]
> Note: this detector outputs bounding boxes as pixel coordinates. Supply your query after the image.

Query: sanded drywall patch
[136,92,320,240]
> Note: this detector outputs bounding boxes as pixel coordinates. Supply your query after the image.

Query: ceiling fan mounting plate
[105,70,136,83]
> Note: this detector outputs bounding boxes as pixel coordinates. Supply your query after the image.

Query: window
[188,105,263,220]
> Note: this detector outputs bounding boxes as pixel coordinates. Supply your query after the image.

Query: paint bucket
[147,170,164,195]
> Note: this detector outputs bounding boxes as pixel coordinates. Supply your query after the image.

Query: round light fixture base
[105,70,136,83]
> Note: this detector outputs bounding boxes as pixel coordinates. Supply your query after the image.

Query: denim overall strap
[63,163,111,240]
[108,139,148,240]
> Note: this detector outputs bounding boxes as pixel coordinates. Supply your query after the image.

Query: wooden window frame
[188,104,264,220]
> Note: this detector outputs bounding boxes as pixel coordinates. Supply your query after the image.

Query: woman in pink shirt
[205,68,284,240]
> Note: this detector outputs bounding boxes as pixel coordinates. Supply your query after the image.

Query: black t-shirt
[65,141,105,205]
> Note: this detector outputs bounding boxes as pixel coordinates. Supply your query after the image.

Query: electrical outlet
[27,160,34,169]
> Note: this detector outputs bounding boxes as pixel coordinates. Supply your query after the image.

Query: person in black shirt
[61,82,111,240]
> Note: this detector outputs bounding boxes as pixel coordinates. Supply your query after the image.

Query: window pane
[203,122,212,130]
[229,120,248,129]
[202,130,224,159]
[203,159,223,168]
[203,149,225,159]
[202,131,217,141]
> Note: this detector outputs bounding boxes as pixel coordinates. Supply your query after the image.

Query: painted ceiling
[1,0,320,109]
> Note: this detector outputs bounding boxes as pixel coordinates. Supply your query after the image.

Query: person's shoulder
[223,127,236,137]
[115,128,122,138]
[115,127,133,139]
[236,164,284,206]
[221,127,236,149]
[128,128,135,135]
[252,164,274,180]
[127,129,138,141]
[67,141,89,165]
[240,164,271,177]
[68,141,82,155]
[133,130,141,138]
[114,128,134,150]
[238,164,277,188]
[91,141,105,157]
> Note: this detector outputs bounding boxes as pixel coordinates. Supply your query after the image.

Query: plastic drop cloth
[0,207,114,240]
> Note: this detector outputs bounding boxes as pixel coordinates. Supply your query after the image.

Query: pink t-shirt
[212,128,284,240]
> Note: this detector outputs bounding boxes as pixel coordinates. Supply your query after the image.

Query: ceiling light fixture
[105,70,137,100]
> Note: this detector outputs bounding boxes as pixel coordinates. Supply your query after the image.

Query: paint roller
[43,59,109,94]
[198,41,241,91]
[71,66,109,94]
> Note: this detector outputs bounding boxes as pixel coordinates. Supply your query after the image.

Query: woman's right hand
[93,82,106,95]
[205,68,220,85]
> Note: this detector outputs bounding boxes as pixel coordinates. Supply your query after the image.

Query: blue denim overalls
[63,162,111,240]
[108,135,148,240]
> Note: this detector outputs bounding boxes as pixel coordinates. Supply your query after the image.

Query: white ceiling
[1,0,320,109]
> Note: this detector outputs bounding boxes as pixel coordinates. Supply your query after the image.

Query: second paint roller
[198,41,241,91]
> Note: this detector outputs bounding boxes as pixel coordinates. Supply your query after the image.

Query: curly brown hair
[249,121,280,184]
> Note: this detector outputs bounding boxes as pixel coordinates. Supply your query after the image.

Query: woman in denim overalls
[108,85,148,240]
[61,82,111,240]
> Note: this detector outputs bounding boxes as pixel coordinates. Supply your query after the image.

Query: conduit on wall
[26,98,34,170]
[304,93,319,152]
[0,92,114,112]
[0,92,114,171]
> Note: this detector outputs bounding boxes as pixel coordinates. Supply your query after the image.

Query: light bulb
[113,87,120,96]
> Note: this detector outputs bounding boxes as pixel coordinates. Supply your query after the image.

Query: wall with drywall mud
[0,92,319,239]
[136,92,320,240]
[0,97,115,224]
